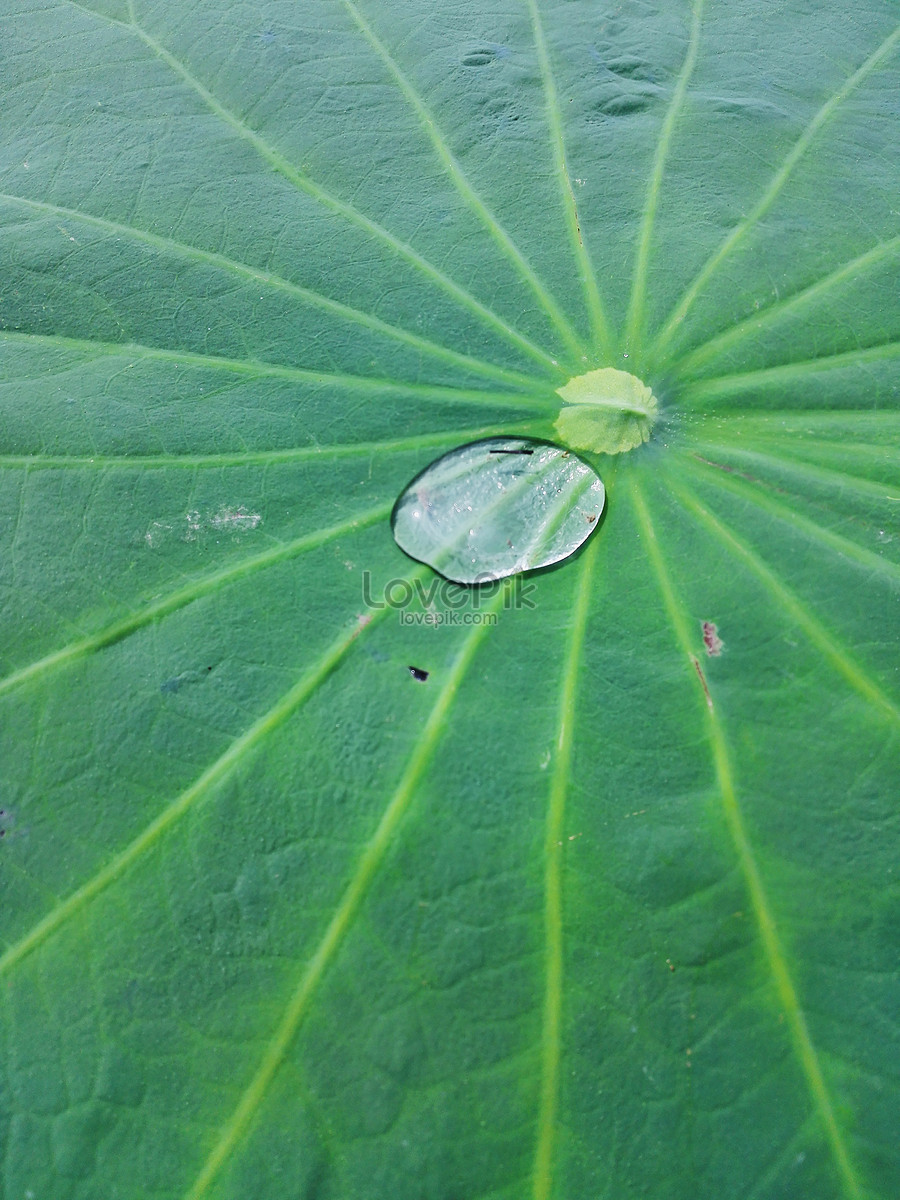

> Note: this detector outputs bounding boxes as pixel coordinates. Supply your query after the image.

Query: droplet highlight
[391,437,605,584]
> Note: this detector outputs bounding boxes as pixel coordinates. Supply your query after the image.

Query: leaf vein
[629,476,865,1200]
[651,20,900,360]
[183,586,508,1199]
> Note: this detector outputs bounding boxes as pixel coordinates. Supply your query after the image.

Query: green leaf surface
[554,367,659,453]
[1,1,898,1197]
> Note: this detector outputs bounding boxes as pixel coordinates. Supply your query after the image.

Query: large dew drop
[391,437,605,584]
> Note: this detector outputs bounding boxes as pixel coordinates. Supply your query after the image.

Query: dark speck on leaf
[408,666,429,682]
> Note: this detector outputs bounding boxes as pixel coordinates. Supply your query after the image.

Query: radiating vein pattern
[0,503,391,696]
[624,0,705,360]
[72,0,567,375]
[628,476,865,1200]
[2,0,899,1195]
[673,235,900,377]
[183,587,508,1199]
[667,473,900,729]
[651,18,900,359]
[341,0,586,361]
[0,597,394,975]
[1,193,532,388]
[526,0,609,356]
[532,535,600,1200]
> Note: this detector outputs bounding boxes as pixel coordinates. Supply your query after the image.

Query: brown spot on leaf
[702,621,724,656]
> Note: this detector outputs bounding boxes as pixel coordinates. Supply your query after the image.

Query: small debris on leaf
[702,621,724,656]
[408,666,429,682]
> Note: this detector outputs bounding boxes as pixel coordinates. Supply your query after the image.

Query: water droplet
[391,437,605,584]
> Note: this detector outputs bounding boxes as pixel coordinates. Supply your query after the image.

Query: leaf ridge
[628,476,866,1200]
[0,502,391,697]
[683,339,900,403]
[342,0,587,363]
[667,475,900,729]
[0,192,530,388]
[624,0,706,361]
[674,235,900,377]
[686,440,900,508]
[69,0,565,375]
[526,0,611,357]
[532,534,601,1200]
[0,605,389,977]
[0,424,544,472]
[0,328,550,402]
[650,19,900,360]
[182,586,508,1200]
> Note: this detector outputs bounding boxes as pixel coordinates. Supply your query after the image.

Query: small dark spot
[586,514,597,524]
[408,666,429,682]
[206,665,213,672]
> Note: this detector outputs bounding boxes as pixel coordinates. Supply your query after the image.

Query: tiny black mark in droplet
[206,665,213,672]
[489,448,534,455]
[408,666,429,682]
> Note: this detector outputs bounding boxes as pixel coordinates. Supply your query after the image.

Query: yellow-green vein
[628,476,864,1200]
[526,0,611,358]
[623,0,705,361]
[532,533,600,1200]
[0,502,391,697]
[685,440,900,507]
[341,0,585,363]
[182,585,508,1200]
[650,19,900,360]
[684,410,900,444]
[66,0,562,376]
[681,340,900,404]
[0,598,396,977]
[674,235,900,378]
[0,422,547,472]
[0,328,552,404]
[666,473,900,729]
[0,192,533,390]
[678,448,900,587]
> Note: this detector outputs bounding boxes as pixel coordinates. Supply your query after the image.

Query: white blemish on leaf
[144,507,262,548]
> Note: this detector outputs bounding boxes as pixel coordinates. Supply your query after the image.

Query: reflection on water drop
[391,437,605,584]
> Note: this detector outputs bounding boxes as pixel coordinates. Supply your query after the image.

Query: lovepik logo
[361,571,537,612]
